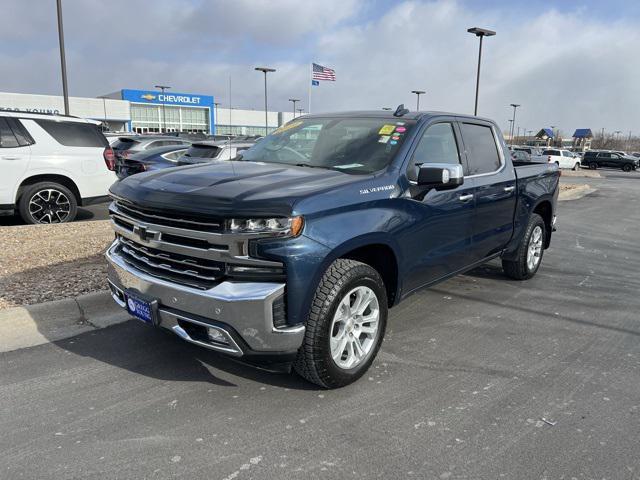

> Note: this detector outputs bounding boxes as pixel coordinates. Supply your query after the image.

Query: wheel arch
[532,199,553,248]
[16,174,82,206]
[319,235,402,308]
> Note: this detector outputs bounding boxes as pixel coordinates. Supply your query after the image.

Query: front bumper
[106,242,305,358]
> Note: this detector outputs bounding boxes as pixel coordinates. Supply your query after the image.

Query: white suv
[0,112,117,224]
[542,148,581,170]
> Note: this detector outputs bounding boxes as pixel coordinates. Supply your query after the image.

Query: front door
[400,120,476,292]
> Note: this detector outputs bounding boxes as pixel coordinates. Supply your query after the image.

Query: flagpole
[308,63,312,114]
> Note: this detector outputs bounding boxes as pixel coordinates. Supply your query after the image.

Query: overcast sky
[1,0,639,135]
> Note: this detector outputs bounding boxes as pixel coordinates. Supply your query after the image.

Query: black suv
[581,151,639,172]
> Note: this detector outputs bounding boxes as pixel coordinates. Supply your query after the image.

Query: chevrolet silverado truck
[106,109,559,388]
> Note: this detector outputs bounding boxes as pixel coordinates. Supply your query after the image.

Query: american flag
[312,63,336,81]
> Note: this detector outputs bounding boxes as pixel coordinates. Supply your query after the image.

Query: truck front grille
[116,235,225,290]
[114,200,224,233]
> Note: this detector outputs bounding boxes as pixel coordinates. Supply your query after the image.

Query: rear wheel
[572,162,580,171]
[18,182,78,224]
[294,259,387,388]
[622,164,632,172]
[502,213,546,280]
[589,162,598,170]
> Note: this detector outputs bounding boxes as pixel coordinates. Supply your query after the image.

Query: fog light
[208,328,229,345]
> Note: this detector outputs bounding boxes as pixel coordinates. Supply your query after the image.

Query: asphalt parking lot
[1,171,639,479]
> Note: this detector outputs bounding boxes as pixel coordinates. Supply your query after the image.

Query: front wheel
[622,164,632,172]
[573,162,580,171]
[502,213,546,280]
[294,259,388,388]
[18,182,78,224]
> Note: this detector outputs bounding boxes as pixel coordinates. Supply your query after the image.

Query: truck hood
[109,160,363,217]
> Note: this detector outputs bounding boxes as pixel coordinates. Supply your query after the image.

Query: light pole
[289,98,300,118]
[614,130,622,148]
[508,120,513,140]
[155,85,171,133]
[255,67,276,135]
[467,27,496,116]
[297,108,304,116]
[509,104,520,145]
[214,102,221,133]
[411,90,425,111]
[56,0,69,115]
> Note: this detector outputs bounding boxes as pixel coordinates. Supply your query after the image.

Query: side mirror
[417,163,464,190]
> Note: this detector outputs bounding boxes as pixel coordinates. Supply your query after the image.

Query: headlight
[227,216,304,237]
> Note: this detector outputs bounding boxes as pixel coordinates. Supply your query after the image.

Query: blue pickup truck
[106,109,559,388]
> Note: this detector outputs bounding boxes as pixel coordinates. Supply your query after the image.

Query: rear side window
[543,150,560,156]
[35,119,108,147]
[184,144,221,159]
[0,117,20,148]
[460,123,501,175]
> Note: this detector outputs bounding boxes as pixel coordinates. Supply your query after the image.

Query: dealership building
[0,89,293,135]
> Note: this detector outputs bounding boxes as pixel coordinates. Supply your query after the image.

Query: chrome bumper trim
[106,241,305,353]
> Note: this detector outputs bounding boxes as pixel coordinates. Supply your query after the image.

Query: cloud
[1,0,638,133]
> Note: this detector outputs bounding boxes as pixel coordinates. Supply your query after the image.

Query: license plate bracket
[125,290,159,326]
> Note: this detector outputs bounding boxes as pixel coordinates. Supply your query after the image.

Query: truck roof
[300,110,495,123]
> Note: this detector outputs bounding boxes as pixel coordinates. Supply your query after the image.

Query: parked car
[106,110,559,388]
[0,111,116,224]
[177,140,255,165]
[104,132,139,145]
[115,145,189,180]
[511,150,531,163]
[542,149,581,170]
[631,152,640,158]
[110,136,191,161]
[581,151,639,172]
[512,145,544,162]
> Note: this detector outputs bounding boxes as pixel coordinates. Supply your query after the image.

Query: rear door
[401,119,476,291]
[0,117,32,204]
[458,120,517,262]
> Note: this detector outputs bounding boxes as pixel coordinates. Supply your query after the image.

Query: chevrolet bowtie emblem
[133,225,154,242]
[141,94,156,101]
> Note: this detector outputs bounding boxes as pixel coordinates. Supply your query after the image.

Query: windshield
[240,117,416,174]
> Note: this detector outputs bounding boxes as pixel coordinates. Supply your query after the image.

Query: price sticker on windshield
[273,120,303,135]
[378,124,396,135]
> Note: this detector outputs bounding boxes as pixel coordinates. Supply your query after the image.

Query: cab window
[407,123,460,181]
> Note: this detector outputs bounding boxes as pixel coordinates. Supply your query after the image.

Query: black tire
[502,213,546,280]
[18,182,78,224]
[622,164,632,172]
[293,259,388,389]
[572,162,580,171]
[589,162,598,170]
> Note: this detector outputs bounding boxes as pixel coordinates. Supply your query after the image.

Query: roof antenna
[393,104,409,117]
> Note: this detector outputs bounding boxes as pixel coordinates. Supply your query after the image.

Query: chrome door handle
[458,193,474,202]
[503,186,515,193]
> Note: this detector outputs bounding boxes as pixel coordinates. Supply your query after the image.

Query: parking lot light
[411,90,426,111]
[56,0,69,115]
[289,98,300,118]
[509,104,520,145]
[155,85,171,133]
[255,67,276,135]
[467,27,496,116]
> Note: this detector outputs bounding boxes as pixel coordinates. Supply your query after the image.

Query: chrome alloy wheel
[527,225,543,271]
[330,286,380,370]
[28,189,71,224]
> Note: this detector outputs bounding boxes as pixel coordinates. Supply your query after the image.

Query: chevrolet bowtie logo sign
[133,225,155,242]
[140,94,156,101]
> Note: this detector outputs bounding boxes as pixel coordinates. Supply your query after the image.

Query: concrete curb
[561,170,602,178]
[559,184,597,201]
[0,290,130,353]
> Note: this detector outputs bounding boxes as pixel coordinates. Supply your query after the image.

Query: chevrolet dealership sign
[121,89,212,107]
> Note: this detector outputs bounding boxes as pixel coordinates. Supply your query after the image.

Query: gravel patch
[0,221,114,309]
